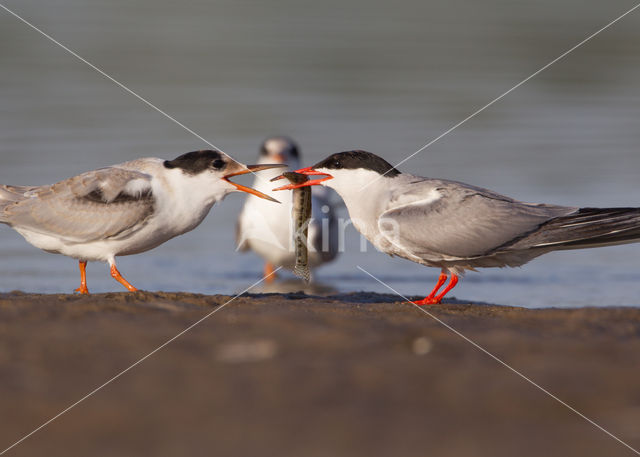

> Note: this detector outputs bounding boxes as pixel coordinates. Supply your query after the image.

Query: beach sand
[1,291,639,457]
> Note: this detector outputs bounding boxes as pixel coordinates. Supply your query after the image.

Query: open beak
[223,164,286,202]
[271,166,333,191]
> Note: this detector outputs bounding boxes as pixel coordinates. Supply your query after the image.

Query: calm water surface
[1,0,639,307]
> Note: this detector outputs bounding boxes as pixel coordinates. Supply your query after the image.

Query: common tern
[236,137,338,282]
[0,149,284,294]
[274,149,640,304]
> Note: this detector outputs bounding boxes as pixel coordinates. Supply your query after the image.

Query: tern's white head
[163,149,285,203]
[272,150,401,200]
[258,136,301,167]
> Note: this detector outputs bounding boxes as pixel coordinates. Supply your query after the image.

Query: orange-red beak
[271,166,333,191]
[223,164,286,202]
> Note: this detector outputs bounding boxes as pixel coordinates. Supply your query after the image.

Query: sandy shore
[1,291,639,457]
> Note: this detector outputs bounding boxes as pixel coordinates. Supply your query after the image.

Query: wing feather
[378,180,575,261]
[2,167,155,242]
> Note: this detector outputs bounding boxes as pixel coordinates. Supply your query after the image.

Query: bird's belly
[242,208,330,269]
[13,227,114,261]
[12,210,198,262]
[113,208,208,256]
[247,233,293,263]
[14,228,69,255]
[110,229,174,256]
[241,200,294,263]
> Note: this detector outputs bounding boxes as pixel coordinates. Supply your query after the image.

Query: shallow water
[1,0,639,307]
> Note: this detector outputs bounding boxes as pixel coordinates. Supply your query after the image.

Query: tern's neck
[161,168,227,213]
[327,170,399,233]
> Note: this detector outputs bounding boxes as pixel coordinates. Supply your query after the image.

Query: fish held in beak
[224,163,286,202]
[271,166,333,191]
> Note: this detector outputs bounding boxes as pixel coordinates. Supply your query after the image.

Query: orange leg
[110,264,138,292]
[263,262,278,283]
[74,260,90,295]
[412,273,459,306]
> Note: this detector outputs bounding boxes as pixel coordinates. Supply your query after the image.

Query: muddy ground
[0,291,639,457]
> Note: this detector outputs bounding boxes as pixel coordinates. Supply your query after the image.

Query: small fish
[281,171,311,282]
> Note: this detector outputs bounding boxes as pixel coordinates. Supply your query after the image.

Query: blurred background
[1,0,639,306]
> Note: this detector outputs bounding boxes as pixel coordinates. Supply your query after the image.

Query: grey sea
[1,0,639,307]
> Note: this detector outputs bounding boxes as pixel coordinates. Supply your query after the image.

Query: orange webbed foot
[74,285,90,295]
[411,297,442,306]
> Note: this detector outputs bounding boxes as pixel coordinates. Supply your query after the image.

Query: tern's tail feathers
[506,207,640,251]
[0,185,25,214]
[0,185,33,200]
[0,185,38,223]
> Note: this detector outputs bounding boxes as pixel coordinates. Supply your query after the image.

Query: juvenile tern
[0,149,284,294]
[236,137,338,282]
[274,149,640,304]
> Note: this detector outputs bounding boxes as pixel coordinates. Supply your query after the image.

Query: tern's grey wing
[0,185,39,214]
[0,185,39,199]
[379,179,575,261]
[2,167,154,242]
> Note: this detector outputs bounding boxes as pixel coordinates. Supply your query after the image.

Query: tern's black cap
[164,150,227,174]
[312,150,401,177]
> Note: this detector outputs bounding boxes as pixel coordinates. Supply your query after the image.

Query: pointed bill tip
[225,180,281,202]
[222,163,284,203]
[246,163,288,173]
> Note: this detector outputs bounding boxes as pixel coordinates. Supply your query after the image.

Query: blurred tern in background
[236,137,338,282]
[0,149,284,294]
[275,149,640,304]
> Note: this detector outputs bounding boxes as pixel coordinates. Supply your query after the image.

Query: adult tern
[274,149,640,304]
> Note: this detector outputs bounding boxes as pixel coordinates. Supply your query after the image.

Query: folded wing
[1,167,155,243]
[378,180,575,262]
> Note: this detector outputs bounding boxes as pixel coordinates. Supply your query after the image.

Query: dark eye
[211,158,225,170]
[333,159,341,168]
